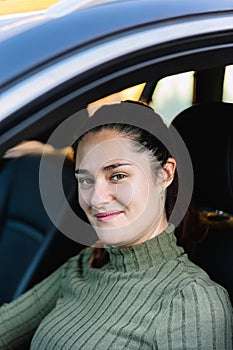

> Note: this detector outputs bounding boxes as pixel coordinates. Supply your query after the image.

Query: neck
[119,212,168,248]
[102,223,183,272]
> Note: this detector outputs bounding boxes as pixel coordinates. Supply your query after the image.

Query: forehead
[76,129,145,169]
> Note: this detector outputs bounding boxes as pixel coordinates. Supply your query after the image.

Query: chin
[95,223,141,247]
[96,231,126,247]
[98,233,136,248]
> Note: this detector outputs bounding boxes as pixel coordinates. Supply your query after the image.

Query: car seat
[171,102,233,303]
[0,150,85,305]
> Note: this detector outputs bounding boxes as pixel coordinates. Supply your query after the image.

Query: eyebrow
[75,169,89,175]
[75,163,131,175]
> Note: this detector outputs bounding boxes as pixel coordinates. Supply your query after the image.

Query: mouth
[94,211,124,222]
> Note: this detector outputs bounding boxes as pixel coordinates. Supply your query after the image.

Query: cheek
[116,178,149,212]
[115,181,133,206]
[146,183,162,213]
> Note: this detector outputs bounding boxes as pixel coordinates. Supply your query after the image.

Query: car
[1,0,233,306]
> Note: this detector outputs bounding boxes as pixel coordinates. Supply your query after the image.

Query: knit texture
[0,224,232,349]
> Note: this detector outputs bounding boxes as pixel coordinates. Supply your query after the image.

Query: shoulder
[173,279,232,322]
[155,280,233,349]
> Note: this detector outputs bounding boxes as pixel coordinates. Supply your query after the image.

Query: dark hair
[72,101,177,267]
[175,200,209,259]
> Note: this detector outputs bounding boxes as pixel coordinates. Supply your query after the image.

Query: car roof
[1,0,233,89]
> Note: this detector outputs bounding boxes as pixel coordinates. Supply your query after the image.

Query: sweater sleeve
[0,262,67,350]
[154,282,233,350]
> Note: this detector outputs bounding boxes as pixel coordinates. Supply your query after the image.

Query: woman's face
[75,129,170,247]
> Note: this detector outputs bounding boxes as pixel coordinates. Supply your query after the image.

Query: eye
[110,173,127,182]
[77,177,95,188]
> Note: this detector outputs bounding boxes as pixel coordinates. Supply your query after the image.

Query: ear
[162,157,176,189]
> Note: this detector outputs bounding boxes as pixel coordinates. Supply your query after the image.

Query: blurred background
[0,0,58,15]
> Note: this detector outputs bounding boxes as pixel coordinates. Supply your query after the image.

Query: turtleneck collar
[103,224,184,272]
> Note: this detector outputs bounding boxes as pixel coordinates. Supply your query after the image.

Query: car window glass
[87,83,145,115]
[223,65,233,103]
[149,71,194,125]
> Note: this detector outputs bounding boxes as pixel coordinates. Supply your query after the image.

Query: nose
[90,179,116,208]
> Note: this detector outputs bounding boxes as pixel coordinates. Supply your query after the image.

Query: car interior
[0,150,84,304]
[172,102,233,303]
[1,61,233,307]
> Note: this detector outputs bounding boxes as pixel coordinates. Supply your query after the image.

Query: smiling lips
[95,211,124,222]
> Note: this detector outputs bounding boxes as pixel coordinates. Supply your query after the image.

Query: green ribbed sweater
[0,224,232,349]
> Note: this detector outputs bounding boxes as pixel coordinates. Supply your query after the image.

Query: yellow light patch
[0,0,59,15]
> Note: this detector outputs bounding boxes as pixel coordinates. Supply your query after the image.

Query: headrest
[171,102,233,214]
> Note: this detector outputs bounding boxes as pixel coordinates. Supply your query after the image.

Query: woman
[0,102,232,349]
